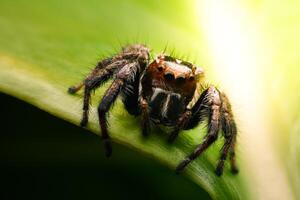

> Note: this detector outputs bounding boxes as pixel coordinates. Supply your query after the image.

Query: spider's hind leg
[68,82,84,94]
[68,57,127,127]
[97,61,143,157]
[175,86,238,176]
[175,86,221,173]
[68,57,114,94]
[68,44,150,156]
[217,93,238,175]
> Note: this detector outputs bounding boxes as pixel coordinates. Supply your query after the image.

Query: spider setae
[68,44,238,176]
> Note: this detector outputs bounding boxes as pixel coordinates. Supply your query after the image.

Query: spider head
[146,54,204,100]
[152,54,204,83]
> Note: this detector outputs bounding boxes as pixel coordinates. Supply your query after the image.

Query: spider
[68,44,238,176]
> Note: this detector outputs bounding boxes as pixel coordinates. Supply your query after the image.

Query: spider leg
[121,72,141,116]
[168,110,192,143]
[229,144,239,173]
[215,132,236,176]
[68,44,150,156]
[175,87,238,176]
[68,57,114,94]
[69,44,150,127]
[68,82,84,94]
[217,93,239,175]
[168,88,209,143]
[140,97,150,136]
[98,79,123,157]
[82,60,132,127]
[98,62,141,157]
[72,60,129,127]
[68,56,117,126]
[175,86,222,174]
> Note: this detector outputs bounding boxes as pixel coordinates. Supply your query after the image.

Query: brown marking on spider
[68,44,239,176]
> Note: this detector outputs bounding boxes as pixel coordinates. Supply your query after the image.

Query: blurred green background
[0,0,300,199]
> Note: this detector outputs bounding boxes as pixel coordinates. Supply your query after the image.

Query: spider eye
[176,75,186,83]
[164,72,174,81]
[157,66,164,72]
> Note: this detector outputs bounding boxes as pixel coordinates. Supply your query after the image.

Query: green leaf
[2,0,298,199]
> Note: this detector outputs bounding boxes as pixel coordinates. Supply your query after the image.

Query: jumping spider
[68,44,238,176]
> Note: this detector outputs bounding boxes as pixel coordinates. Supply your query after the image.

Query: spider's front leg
[168,110,192,143]
[168,85,208,143]
[139,97,150,136]
[174,86,238,176]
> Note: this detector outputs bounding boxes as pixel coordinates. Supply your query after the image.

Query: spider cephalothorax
[68,44,238,176]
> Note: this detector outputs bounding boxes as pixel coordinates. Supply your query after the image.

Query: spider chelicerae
[68,44,238,176]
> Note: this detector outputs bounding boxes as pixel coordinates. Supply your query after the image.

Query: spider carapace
[68,44,238,176]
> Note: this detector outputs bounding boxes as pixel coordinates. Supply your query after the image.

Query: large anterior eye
[164,71,174,80]
[176,75,186,83]
[157,65,164,72]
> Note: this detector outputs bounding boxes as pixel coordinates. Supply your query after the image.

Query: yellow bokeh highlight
[195,0,300,199]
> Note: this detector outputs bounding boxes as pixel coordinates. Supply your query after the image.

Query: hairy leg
[98,79,124,157]
[97,61,143,156]
[80,60,129,127]
[68,56,115,93]
[140,97,150,136]
[176,86,221,173]
[218,93,239,175]
[168,110,192,143]
[168,87,209,143]
[68,82,84,94]
[121,73,141,116]
[67,44,150,156]
[176,86,238,176]
[69,60,139,127]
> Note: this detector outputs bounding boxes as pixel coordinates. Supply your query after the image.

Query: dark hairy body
[68,44,238,176]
